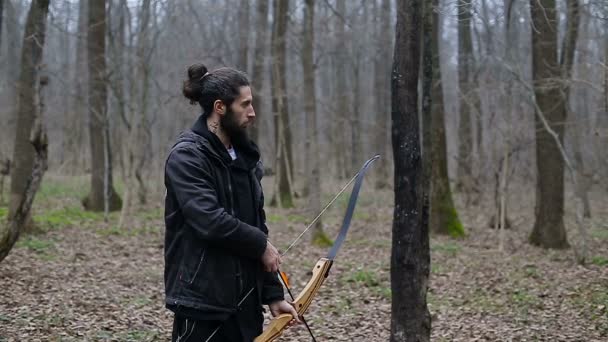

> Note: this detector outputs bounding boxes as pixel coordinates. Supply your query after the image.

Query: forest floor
[0,173,606,341]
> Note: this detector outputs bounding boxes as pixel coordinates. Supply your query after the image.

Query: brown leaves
[0,182,606,341]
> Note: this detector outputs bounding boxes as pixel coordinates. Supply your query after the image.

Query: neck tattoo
[209,121,219,134]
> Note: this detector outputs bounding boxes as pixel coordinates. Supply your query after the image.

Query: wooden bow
[255,155,380,342]
[255,258,332,341]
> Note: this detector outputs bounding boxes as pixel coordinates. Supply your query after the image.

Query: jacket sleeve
[165,145,268,259]
[262,271,286,304]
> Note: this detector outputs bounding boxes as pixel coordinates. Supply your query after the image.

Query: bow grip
[254,258,333,342]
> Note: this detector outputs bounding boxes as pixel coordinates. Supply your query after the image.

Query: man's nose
[248,107,256,118]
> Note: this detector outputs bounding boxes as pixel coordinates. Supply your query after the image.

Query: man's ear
[213,100,225,116]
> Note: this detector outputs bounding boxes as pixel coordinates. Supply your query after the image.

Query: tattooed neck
[208,120,219,134]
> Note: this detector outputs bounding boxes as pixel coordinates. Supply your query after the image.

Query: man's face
[221,86,255,141]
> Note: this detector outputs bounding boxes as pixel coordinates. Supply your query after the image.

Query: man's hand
[261,241,281,272]
[268,300,302,325]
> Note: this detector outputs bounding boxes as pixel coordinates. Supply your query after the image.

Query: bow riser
[254,258,333,342]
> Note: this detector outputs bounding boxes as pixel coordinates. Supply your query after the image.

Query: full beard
[221,107,249,146]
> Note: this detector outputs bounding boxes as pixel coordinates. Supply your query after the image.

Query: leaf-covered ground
[0,174,606,341]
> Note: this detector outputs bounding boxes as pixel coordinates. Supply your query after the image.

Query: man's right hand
[261,241,281,272]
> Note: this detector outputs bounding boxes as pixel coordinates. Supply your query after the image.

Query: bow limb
[254,258,332,342]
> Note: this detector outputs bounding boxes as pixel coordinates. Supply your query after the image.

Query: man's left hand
[268,300,302,325]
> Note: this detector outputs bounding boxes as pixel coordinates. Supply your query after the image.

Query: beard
[221,107,249,146]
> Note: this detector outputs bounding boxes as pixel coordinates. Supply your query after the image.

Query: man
[164,64,299,341]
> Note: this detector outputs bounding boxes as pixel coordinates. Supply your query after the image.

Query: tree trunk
[390,0,431,340]
[373,0,392,189]
[562,0,589,219]
[271,0,294,208]
[351,60,361,172]
[0,0,4,51]
[421,0,433,244]
[63,0,87,173]
[429,0,464,237]
[456,0,474,192]
[528,0,568,249]
[119,0,153,228]
[334,0,349,179]
[8,0,50,230]
[84,0,122,212]
[605,39,608,116]
[5,0,20,91]
[237,0,249,72]
[0,84,48,264]
[2,0,50,261]
[302,0,325,245]
[250,0,269,143]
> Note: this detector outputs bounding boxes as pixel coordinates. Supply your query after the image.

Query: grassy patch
[431,264,445,274]
[266,213,282,223]
[431,242,461,256]
[323,296,352,314]
[510,288,541,315]
[136,207,163,221]
[0,206,7,220]
[344,269,380,287]
[590,228,608,240]
[353,210,371,221]
[591,256,608,267]
[522,264,539,278]
[468,289,504,312]
[286,214,307,224]
[131,296,153,307]
[16,236,55,253]
[34,206,103,230]
[371,286,392,300]
[16,237,57,260]
[97,225,158,237]
[36,177,88,202]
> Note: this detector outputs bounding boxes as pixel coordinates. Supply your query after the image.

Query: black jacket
[164,115,283,319]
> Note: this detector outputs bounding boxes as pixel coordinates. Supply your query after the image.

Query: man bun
[182,63,209,105]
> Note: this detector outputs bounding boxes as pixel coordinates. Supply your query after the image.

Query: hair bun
[182,63,208,104]
[187,63,208,81]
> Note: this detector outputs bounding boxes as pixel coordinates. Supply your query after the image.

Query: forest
[0,0,607,341]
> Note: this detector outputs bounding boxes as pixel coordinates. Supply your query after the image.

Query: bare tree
[456,0,474,192]
[84,0,121,212]
[0,0,4,51]
[334,0,349,179]
[528,0,569,248]
[7,0,50,230]
[374,0,392,189]
[429,0,464,237]
[1,0,50,262]
[271,0,294,208]
[250,0,269,143]
[62,0,87,173]
[237,0,249,72]
[561,0,590,220]
[302,0,326,244]
[118,0,158,228]
[390,0,431,339]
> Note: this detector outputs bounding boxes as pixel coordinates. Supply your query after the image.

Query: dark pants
[171,307,263,342]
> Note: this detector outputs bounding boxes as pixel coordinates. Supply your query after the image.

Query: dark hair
[182,63,250,116]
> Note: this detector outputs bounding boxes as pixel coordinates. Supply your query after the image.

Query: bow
[255,155,380,342]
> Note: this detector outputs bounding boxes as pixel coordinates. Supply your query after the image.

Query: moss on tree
[312,229,333,247]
